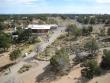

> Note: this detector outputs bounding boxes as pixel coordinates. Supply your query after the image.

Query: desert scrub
[50,48,71,75]
[57,34,66,40]
[9,49,21,61]
[81,59,101,79]
[18,64,32,74]
[36,37,42,43]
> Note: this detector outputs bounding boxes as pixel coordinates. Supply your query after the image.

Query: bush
[81,59,101,79]
[9,49,21,61]
[14,28,32,43]
[107,28,110,36]
[18,64,32,73]
[84,39,98,54]
[66,24,81,37]
[36,37,42,42]
[81,26,93,36]
[100,50,110,70]
[0,23,4,31]
[50,48,70,74]
[0,32,11,51]
[58,34,65,40]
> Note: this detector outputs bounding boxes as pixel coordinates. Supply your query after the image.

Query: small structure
[12,31,18,39]
[25,24,58,33]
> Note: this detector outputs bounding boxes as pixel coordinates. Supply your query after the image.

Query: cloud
[96,0,110,3]
[3,0,43,5]
[0,0,110,14]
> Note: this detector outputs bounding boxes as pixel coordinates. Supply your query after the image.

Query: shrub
[18,64,32,73]
[84,39,98,54]
[100,50,110,70]
[50,48,70,74]
[66,24,81,37]
[58,34,65,40]
[81,26,93,36]
[9,49,21,61]
[81,59,101,79]
[0,32,11,51]
[36,37,42,42]
[107,28,110,36]
[14,28,32,43]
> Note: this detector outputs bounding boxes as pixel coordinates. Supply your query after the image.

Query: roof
[26,24,57,30]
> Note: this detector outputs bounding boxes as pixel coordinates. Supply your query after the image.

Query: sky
[0,0,110,14]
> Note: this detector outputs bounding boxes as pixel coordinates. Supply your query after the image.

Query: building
[25,24,58,33]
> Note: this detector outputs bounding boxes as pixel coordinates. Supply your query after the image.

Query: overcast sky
[0,0,110,14]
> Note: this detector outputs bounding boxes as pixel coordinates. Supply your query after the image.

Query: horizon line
[0,13,110,15]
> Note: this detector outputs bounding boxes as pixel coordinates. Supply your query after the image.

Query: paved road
[0,26,66,83]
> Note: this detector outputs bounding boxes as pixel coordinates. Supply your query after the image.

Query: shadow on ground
[36,64,59,83]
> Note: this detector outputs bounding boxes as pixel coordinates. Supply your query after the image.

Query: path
[0,26,66,83]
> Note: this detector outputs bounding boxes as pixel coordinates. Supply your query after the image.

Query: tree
[81,59,101,79]
[100,50,110,70]
[0,32,11,51]
[37,15,47,21]
[84,39,98,54]
[60,15,67,20]
[16,28,32,43]
[9,49,21,61]
[47,19,58,24]
[0,23,4,31]
[89,17,96,24]
[83,17,89,24]
[50,48,70,74]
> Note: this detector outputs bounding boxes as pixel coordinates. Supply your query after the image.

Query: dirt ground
[0,53,12,67]
[20,64,82,83]
[88,73,110,83]
[51,64,82,83]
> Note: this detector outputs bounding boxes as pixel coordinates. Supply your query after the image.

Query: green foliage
[18,28,32,42]
[103,50,110,61]
[84,39,98,54]
[9,49,21,61]
[77,16,95,24]
[88,26,93,32]
[77,16,96,24]
[0,23,4,31]
[47,19,58,24]
[74,27,82,37]
[83,17,89,24]
[37,15,47,21]
[82,26,93,36]
[60,15,67,20]
[58,34,66,40]
[50,48,70,73]
[66,24,81,37]
[100,50,110,70]
[66,24,74,33]
[13,28,32,43]
[81,59,101,79]
[100,28,106,36]
[107,28,110,36]
[89,17,96,24]
[18,64,32,73]
[28,36,40,44]
[0,32,11,51]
